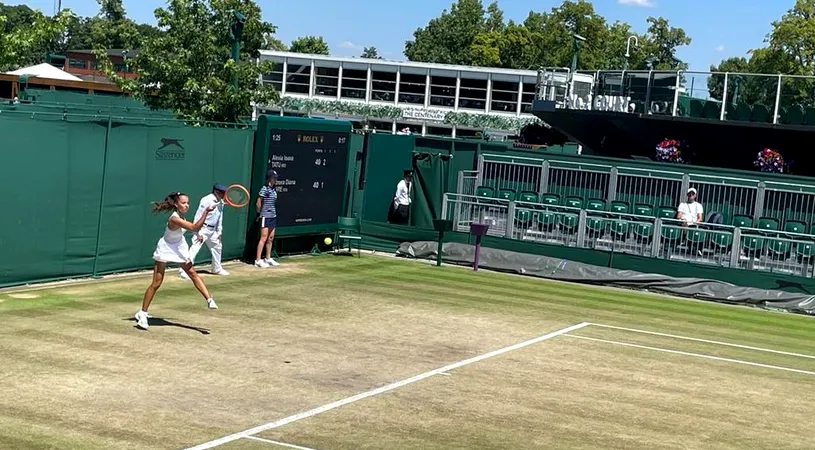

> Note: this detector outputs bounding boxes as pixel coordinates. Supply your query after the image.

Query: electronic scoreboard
[267,129,350,228]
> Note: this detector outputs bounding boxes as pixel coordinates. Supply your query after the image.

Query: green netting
[411,152,452,229]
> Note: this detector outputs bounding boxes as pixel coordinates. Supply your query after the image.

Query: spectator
[677,187,703,226]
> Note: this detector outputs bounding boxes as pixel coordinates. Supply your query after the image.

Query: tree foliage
[361,46,381,59]
[289,36,330,55]
[405,0,690,71]
[97,0,278,124]
[0,6,74,71]
[708,0,815,106]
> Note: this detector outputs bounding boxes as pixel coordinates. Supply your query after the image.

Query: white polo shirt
[394,179,411,207]
[677,201,703,225]
[194,193,224,232]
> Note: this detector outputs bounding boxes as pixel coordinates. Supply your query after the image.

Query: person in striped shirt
[255,170,280,268]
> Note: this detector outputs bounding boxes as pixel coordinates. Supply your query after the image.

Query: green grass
[1,254,814,449]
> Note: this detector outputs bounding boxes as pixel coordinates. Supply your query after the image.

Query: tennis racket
[223,184,250,207]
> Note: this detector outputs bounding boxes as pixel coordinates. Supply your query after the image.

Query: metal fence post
[576,210,588,248]
[441,193,449,221]
[681,174,690,197]
[773,74,782,125]
[607,167,618,202]
[475,154,485,187]
[754,182,766,224]
[730,227,742,268]
[720,73,729,120]
[539,160,550,195]
[506,202,516,238]
[671,70,682,116]
[454,172,463,225]
[651,218,663,258]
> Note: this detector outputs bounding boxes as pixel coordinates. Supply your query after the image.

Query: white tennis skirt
[152,237,190,264]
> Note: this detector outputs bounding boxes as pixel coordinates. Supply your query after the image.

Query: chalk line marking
[244,436,318,450]
[567,335,815,376]
[184,322,591,449]
[588,323,815,360]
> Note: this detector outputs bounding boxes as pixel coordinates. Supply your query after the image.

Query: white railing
[441,193,815,279]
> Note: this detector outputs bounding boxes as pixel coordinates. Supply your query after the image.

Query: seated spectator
[677,187,703,226]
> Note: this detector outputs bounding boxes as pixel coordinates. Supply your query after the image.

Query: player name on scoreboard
[267,129,349,228]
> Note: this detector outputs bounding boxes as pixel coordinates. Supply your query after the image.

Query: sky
[9,0,793,71]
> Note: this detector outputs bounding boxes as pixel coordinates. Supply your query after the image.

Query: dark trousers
[389,204,409,224]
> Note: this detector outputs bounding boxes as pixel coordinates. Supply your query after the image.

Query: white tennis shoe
[207,298,218,309]
[135,310,149,330]
[265,258,280,267]
[255,259,269,268]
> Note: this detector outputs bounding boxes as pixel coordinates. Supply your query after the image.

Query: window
[456,127,482,138]
[341,67,367,100]
[285,64,311,94]
[262,62,284,92]
[69,59,87,70]
[491,80,519,113]
[458,77,487,110]
[521,81,536,114]
[371,70,396,102]
[314,66,338,97]
[368,120,393,132]
[399,72,426,105]
[429,75,456,108]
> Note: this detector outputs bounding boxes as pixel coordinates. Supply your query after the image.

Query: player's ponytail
[152,191,186,214]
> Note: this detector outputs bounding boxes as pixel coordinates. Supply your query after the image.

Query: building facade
[257,50,542,138]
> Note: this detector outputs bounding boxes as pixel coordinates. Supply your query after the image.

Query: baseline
[566,335,815,376]
[184,322,591,449]
[588,323,815,360]
[244,436,319,450]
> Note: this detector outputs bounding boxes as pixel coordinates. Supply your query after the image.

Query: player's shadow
[124,317,210,334]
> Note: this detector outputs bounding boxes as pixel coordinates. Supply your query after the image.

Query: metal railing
[536,68,815,125]
[441,193,815,279]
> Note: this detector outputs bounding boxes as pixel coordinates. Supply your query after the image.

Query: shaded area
[124,317,210,334]
[396,241,815,315]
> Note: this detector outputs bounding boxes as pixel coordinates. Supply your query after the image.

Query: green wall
[0,111,253,287]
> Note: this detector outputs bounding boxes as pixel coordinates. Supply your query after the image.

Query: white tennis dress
[152,212,190,264]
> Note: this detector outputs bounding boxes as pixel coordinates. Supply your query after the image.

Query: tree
[262,32,286,51]
[361,46,381,59]
[288,36,329,55]
[0,7,74,71]
[708,0,815,106]
[98,0,278,124]
[405,0,691,71]
[404,0,497,65]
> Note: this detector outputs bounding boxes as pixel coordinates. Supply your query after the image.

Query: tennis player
[255,170,280,268]
[179,183,230,280]
[135,192,218,331]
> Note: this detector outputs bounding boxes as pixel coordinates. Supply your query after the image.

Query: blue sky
[10,0,792,70]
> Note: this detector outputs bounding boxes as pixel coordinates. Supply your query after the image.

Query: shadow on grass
[124,317,210,334]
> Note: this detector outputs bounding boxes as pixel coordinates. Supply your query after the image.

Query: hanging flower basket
[655,138,683,163]
[754,148,786,173]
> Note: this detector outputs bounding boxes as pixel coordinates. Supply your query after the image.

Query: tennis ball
[324,237,332,246]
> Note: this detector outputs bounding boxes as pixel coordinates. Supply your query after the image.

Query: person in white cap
[677,187,703,226]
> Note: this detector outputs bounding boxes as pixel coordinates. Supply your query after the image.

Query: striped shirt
[258,185,277,218]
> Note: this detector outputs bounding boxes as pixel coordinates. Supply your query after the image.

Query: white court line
[588,323,815,360]
[567,335,815,376]
[184,322,590,449]
[244,436,318,450]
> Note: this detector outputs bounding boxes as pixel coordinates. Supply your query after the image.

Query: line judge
[179,184,230,279]
[389,169,412,225]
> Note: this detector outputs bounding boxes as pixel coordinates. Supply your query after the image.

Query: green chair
[710,231,733,253]
[741,235,764,255]
[656,206,676,219]
[703,101,720,119]
[785,221,806,234]
[689,99,703,118]
[558,213,579,234]
[586,199,606,211]
[609,200,629,214]
[767,237,792,260]
[751,104,771,123]
[806,107,815,125]
[786,105,805,125]
[540,193,560,205]
[517,191,538,204]
[732,215,753,228]
[796,241,815,260]
[756,217,780,232]
[686,228,707,247]
[633,222,654,242]
[633,204,654,217]
[335,216,362,256]
[564,196,583,209]
[735,103,752,122]
[535,209,558,231]
[475,186,495,199]
[496,188,516,201]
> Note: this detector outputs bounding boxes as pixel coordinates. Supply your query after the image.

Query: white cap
[688,187,697,195]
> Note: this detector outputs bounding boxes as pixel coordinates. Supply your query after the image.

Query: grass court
[1,253,814,449]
